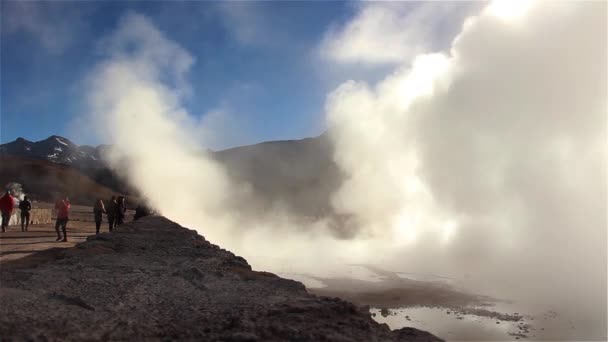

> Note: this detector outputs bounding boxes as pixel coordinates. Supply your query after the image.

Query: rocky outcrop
[0,216,442,341]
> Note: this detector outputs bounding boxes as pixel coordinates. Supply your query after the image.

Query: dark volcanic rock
[0,216,442,341]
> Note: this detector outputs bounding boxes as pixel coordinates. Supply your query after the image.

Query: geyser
[80,1,606,337]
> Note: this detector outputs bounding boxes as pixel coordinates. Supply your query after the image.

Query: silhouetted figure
[0,190,15,232]
[134,204,153,221]
[106,196,117,232]
[19,196,32,232]
[55,196,70,242]
[115,196,126,226]
[93,199,106,234]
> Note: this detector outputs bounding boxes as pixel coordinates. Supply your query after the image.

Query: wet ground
[282,265,607,341]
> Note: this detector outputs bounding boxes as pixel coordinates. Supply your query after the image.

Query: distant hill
[0,154,127,205]
[1,136,133,195]
[1,134,342,219]
[213,133,342,218]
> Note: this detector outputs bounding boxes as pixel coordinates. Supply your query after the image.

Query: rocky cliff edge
[0,216,442,341]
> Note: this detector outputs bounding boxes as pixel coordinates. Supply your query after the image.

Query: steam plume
[82,1,605,329]
[326,0,606,322]
[84,13,237,243]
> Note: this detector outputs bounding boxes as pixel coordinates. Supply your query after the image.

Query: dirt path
[0,204,132,266]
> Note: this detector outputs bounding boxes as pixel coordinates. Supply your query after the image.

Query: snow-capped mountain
[0,135,105,168]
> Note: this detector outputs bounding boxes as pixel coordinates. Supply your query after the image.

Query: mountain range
[0,135,341,219]
[0,135,108,169]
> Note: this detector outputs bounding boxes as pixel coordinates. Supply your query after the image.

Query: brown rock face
[0,216,442,341]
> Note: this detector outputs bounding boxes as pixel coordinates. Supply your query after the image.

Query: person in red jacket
[55,196,71,242]
[0,190,15,232]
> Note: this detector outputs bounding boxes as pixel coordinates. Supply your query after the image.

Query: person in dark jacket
[54,196,70,242]
[0,190,15,232]
[93,199,106,234]
[115,196,126,226]
[19,196,32,232]
[106,196,117,232]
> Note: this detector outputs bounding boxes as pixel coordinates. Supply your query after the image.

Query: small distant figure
[19,196,32,232]
[106,196,117,232]
[133,203,153,221]
[115,196,127,226]
[93,199,106,234]
[54,196,71,242]
[0,190,15,233]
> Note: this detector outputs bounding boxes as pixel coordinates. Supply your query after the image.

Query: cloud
[217,2,259,45]
[320,2,482,65]
[196,107,254,151]
[326,0,606,321]
[95,12,195,96]
[2,1,86,54]
[216,2,278,47]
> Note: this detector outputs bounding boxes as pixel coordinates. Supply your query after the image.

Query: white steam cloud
[84,13,236,242]
[83,12,376,273]
[326,0,606,324]
[83,1,606,332]
[319,2,482,65]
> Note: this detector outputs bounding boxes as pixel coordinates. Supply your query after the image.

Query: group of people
[0,192,73,242]
[0,190,32,233]
[0,190,132,242]
[93,196,127,235]
[56,195,130,241]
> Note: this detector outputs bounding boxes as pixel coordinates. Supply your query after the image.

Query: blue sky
[1,1,479,149]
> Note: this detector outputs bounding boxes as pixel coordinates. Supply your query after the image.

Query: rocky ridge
[0,216,442,341]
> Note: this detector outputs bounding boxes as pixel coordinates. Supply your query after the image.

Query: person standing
[19,196,32,232]
[106,196,117,232]
[0,190,15,232]
[115,196,126,226]
[54,196,70,242]
[93,199,106,234]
